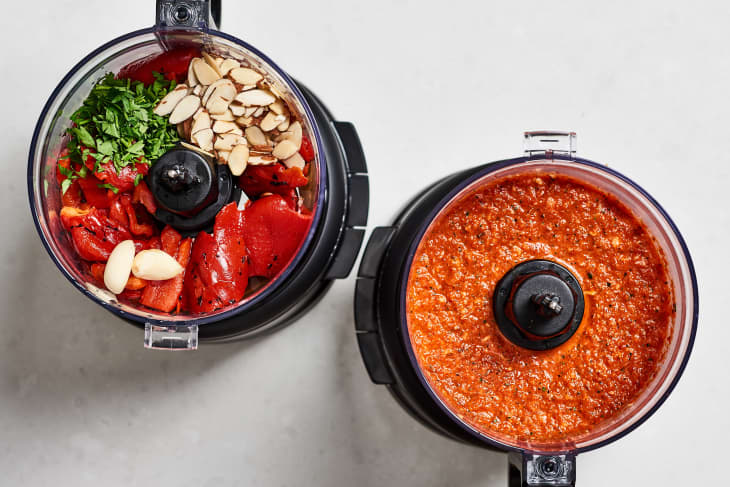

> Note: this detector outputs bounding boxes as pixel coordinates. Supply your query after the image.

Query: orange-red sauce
[406,172,673,443]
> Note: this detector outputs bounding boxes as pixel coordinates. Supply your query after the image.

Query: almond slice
[272,139,298,160]
[260,111,286,132]
[243,106,257,117]
[247,154,277,165]
[229,67,263,85]
[104,240,135,294]
[277,120,302,149]
[169,95,201,124]
[228,144,249,176]
[213,120,241,134]
[244,126,267,146]
[277,117,290,132]
[192,58,221,85]
[192,84,203,96]
[283,152,305,170]
[252,107,265,117]
[191,110,211,135]
[219,58,240,76]
[216,150,231,163]
[206,95,231,115]
[153,84,189,116]
[211,109,235,121]
[192,128,214,152]
[180,141,215,159]
[214,133,244,151]
[132,249,184,280]
[229,104,247,117]
[235,89,276,106]
[187,59,200,86]
[235,116,254,127]
[269,99,288,116]
[202,52,223,77]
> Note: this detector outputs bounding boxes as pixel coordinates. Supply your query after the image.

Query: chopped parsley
[60,72,179,193]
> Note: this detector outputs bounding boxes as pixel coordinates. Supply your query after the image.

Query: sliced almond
[206,96,229,115]
[244,126,267,146]
[235,116,254,127]
[213,120,242,134]
[192,58,221,85]
[187,59,200,86]
[272,139,298,160]
[247,154,277,165]
[229,67,263,85]
[260,111,286,132]
[240,84,257,91]
[219,58,240,76]
[211,109,235,121]
[277,117,290,132]
[180,141,215,159]
[229,103,247,117]
[251,144,272,153]
[153,84,189,116]
[202,52,223,77]
[252,107,265,117]
[104,240,136,295]
[235,89,276,106]
[216,150,231,163]
[269,100,288,116]
[191,110,211,135]
[283,152,305,170]
[228,144,249,176]
[192,84,203,96]
[214,133,244,151]
[192,128,214,151]
[278,120,302,149]
[169,95,201,124]
[132,249,184,281]
[243,106,258,117]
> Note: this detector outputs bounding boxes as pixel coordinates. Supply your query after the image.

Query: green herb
[61,72,179,192]
[98,183,120,194]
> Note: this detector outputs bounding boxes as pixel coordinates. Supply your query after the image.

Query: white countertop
[1,0,728,485]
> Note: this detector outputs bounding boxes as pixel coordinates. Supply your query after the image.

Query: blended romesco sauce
[406,172,674,443]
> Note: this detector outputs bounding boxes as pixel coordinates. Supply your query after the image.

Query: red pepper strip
[135,235,161,252]
[238,164,309,197]
[241,195,312,278]
[299,135,315,162]
[133,181,158,215]
[109,195,129,228]
[61,180,83,207]
[90,263,147,290]
[77,176,112,209]
[141,227,192,312]
[67,208,133,262]
[184,203,250,313]
[116,193,157,238]
[117,47,200,85]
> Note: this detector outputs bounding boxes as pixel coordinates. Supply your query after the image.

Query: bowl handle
[144,323,199,350]
[508,452,576,486]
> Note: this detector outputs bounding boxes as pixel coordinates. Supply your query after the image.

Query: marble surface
[1,0,728,485]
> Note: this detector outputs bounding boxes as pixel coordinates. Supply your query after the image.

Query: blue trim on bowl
[28,27,327,326]
[396,155,699,454]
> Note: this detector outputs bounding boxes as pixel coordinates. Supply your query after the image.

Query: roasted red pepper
[184,203,250,313]
[238,164,308,197]
[77,176,112,209]
[62,207,133,262]
[118,193,157,238]
[240,195,312,278]
[117,47,200,85]
[141,226,192,313]
[299,135,315,162]
[61,180,83,208]
[133,181,158,215]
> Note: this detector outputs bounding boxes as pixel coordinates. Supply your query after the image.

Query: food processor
[28,0,369,349]
[354,132,697,485]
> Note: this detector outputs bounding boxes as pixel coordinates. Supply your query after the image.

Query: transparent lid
[402,154,697,454]
[28,21,325,326]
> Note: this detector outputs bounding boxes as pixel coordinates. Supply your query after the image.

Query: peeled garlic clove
[104,240,136,295]
[132,249,184,281]
[272,139,298,160]
[229,144,249,176]
[169,95,201,124]
[153,84,189,116]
